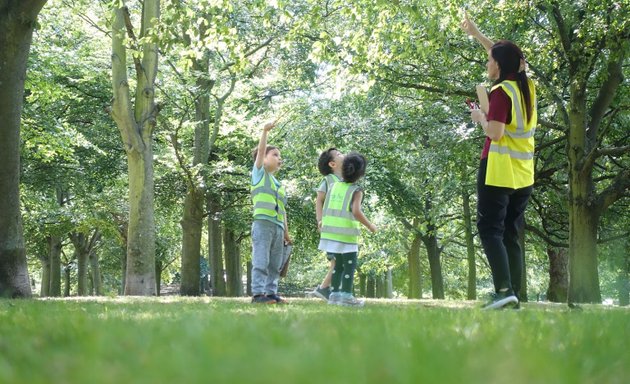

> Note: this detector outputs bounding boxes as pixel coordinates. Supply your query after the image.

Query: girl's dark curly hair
[342,152,366,184]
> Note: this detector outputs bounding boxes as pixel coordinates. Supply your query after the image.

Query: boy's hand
[368,223,377,233]
[263,120,278,132]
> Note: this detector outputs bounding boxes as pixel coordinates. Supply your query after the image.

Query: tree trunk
[224,229,242,297]
[178,43,213,294]
[48,234,62,297]
[407,230,422,299]
[40,252,51,297]
[89,249,102,296]
[565,80,602,303]
[120,246,127,295]
[63,265,71,297]
[155,259,162,296]
[246,261,252,296]
[568,199,601,302]
[618,272,629,307]
[180,188,203,295]
[375,272,385,298]
[208,193,226,296]
[366,275,376,298]
[111,1,160,296]
[519,225,528,302]
[616,240,629,306]
[0,1,46,298]
[546,247,568,302]
[462,191,476,300]
[71,233,89,296]
[422,230,444,299]
[88,267,94,295]
[386,268,393,298]
[358,271,366,297]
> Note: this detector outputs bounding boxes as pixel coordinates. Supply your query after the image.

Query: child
[250,120,292,304]
[320,152,377,306]
[309,148,345,300]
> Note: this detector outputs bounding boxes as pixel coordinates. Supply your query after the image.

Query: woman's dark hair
[317,147,338,176]
[251,145,278,162]
[490,40,533,122]
[342,152,366,184]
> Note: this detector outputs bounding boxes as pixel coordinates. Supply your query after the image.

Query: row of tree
[0,0,628,303]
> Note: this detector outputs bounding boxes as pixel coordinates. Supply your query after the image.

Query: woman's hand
[460,12,480,37]
[471,109,487,124]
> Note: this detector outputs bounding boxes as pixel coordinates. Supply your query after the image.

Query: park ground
[1,297,628,383]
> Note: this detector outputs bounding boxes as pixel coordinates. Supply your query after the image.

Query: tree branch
[596,169,630,212]
[525,224,568,248]
[122,6,143,79]
[588,45,626,141]
[583,144,630,174]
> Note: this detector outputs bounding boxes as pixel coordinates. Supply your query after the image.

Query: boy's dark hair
[251,145,278,162]
[317,147,338,176]
[342,152,366,184]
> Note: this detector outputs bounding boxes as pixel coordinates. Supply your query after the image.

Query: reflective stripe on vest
[251,171,287,223]
[486,79,536,189]
[325,174,340,191]
[320,182,361,244]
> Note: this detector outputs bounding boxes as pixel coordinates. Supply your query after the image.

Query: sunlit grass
[0,297,628,383]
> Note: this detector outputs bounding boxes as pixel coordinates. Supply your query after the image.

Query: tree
[110,0,161,295]
[0,0,48,297]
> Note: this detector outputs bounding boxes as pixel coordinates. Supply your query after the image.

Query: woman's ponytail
[491,40,533,123]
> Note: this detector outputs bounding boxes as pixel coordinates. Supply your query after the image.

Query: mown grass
[0,297,628,384]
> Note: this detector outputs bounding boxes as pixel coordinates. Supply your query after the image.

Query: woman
[462,14,537,309]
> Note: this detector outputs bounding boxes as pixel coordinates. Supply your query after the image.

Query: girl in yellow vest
[320,152,377,306]
[462,14,536,309]
[250,120,292,304]
[309,148,345,300]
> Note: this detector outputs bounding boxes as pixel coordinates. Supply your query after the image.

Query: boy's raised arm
[254,120,277,169]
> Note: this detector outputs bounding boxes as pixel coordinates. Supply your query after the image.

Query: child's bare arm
[316,191,326,231]
[284,216,292,244]
[254,121,276,169]
[351,191,377,233]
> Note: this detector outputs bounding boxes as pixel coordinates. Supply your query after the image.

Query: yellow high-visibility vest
[486,79,537,189]
[320,182,361,244]
[324,174,340,191]
[251,171,287,224]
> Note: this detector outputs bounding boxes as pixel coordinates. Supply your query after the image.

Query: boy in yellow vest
[309,148,345,300]
[320,152,377,306]
[250,120,292,304]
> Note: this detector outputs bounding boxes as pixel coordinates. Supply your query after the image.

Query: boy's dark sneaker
[252,294,276,304]
[310,285,331,300]
[267,294,288,304]
[482,291,519,310]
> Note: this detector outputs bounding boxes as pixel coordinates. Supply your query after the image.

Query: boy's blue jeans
[251,220,284,296]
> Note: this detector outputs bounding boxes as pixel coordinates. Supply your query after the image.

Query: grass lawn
[0,297,628,383]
